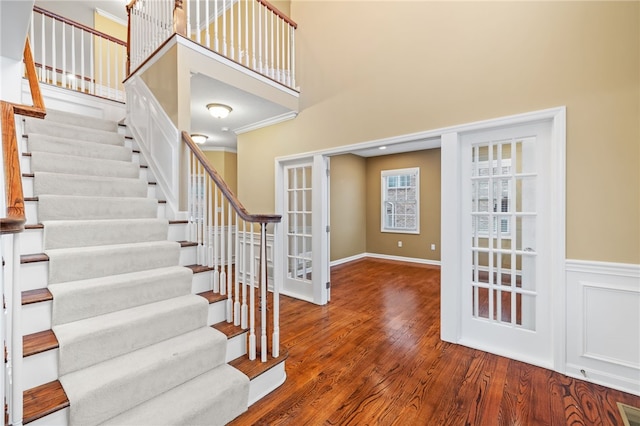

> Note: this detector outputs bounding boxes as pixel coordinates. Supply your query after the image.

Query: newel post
[173,0,187,36]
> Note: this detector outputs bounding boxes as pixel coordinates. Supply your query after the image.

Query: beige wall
[140,44,179,126]
[204,150,238,194]
[366,150,441,261]
[238,1,639,264]
[329,154,366,261]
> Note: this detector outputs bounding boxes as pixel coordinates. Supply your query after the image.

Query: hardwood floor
[230,258,640,425]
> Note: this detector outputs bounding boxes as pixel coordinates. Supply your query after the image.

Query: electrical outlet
[431,244,436,251]
[398,241,403,248]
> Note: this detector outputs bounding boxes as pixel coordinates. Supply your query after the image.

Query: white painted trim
[565,259,640,396]
[247,362,287,406]
[234,111,298,135]
[566,259,640,277]
[94,8,127,28]
[365,253,441,267]
[440,132,462,343]
[174,35,300,97]
[200,146,238,154]
[330,253,367,267]
[275,106,566,163]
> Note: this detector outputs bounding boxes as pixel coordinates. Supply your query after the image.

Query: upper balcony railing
[127,0,297,90]
[28,6,127,102]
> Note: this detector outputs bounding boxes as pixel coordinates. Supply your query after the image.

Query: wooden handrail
[1,39,46,235]
[256,0,298,29]
[182,131,281,224]
[33,6,127,46]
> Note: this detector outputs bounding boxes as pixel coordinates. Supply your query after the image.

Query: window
[472,158,511,236]
[381,168,419,233]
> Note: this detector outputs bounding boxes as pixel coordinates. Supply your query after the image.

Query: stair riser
[25,200,166,224]
[24,349,58,391]
[20,156,150,182]
[21,176,154,199]
[21,245,197,292]
[23,300,52,336]
[21,221,186,254]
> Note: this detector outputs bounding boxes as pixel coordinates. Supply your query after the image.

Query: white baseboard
[331,252,441,267]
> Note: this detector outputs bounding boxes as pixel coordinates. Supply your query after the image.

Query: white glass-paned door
[461,121,553,368]
[283,163,314,300]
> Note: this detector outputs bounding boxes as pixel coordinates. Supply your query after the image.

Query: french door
[278,156,329,305]
[459,121,554,368]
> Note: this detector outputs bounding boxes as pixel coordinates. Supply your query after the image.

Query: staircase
[18,108,279,425]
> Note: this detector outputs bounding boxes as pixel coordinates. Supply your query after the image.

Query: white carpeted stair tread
[60,326,228,426]
[43,109,119,132]
[25,117,124,146]
[54,294,209,375]
[43,218,169,250]
[50,265,193,326]
[34,172,148,198]
[30,152,140,179]
[46,240,180,284]
[27,133,132,162]
[38,195,157,222]
[101,363,249,426]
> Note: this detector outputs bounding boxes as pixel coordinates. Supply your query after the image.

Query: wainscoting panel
[566,260,640,396]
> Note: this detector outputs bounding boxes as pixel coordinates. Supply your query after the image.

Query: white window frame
[381,167,420,234]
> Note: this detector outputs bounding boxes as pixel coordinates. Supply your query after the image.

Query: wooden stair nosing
[23,288,53,305]
[24,330,58,357]
[230,348,289,381]
[23,380,69,425]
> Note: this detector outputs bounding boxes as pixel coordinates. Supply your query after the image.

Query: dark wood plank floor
[230,258,640,425]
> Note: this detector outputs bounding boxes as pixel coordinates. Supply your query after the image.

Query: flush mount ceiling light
[206,103,232,119]
[190,133,208,144]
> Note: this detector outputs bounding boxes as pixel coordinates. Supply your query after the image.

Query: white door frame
[441,107,566,372]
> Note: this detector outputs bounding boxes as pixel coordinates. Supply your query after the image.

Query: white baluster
[244,0,249,66]
[270,12,274,79]
[220,194,226,295]
[214,0,219,52]
[213,187,220,293]
[241,220,248,329]
[80,31,85,93]
[71,26,76,91]
[251,0,256,70]
[207,175,214,269]
[222,0,227,56]
[61,22,67,88]
[226,203,233,322]
[234,213,240,325]
[195,0,201,43]
[249,229,256,360]
[230,0,235,60]
[290,26,296,88]
[51,18,56,86]
[260,223,267,362]
[40,14,45,83]
[258,2,263,73]
[186,0,191,38]
[204,0,210,48]
[272,222,280,358]
[197,162,204,265]
[88,32,93,93]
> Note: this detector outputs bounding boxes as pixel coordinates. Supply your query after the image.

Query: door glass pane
[286,165,312,283]
[470,139,537,329]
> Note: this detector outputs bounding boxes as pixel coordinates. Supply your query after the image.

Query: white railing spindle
[226,203,233,322]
